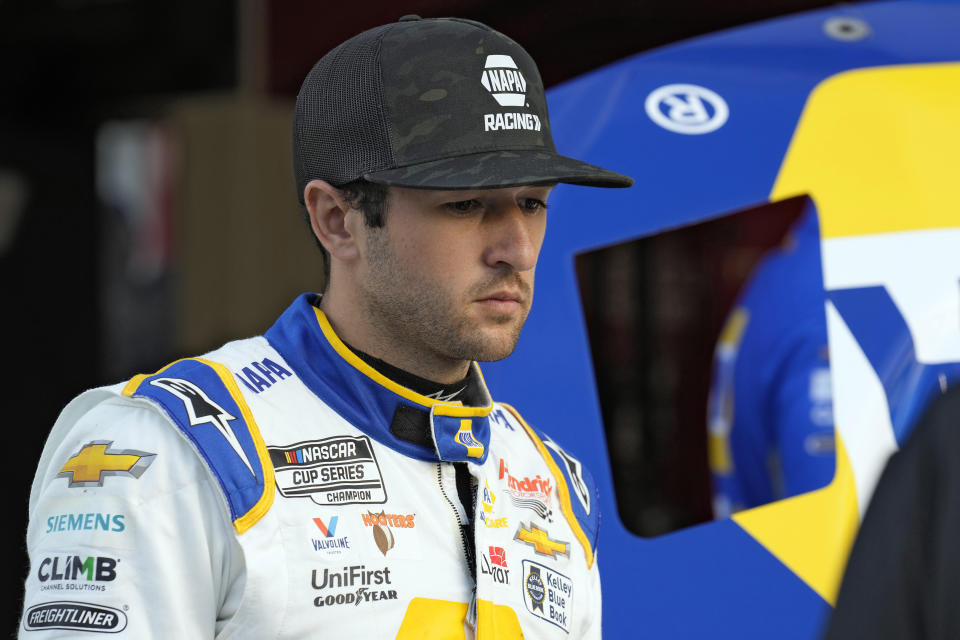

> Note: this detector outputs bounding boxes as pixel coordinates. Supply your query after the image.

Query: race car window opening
[575,194,833,538]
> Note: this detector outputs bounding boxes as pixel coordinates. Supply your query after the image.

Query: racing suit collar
[265,293,493,463]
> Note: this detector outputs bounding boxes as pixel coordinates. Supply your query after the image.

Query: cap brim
[363,150,633,189]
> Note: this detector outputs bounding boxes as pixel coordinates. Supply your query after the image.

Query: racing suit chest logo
[268,435,387,505]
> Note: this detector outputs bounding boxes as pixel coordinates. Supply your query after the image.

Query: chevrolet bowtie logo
[57,441,156,488]
[514,522,569,559]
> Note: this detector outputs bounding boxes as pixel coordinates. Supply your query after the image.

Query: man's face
[355,184,552,370]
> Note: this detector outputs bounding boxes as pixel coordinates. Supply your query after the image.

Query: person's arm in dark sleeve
[822,385,960,640]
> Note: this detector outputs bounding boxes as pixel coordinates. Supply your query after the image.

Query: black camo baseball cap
[293,15,633,202]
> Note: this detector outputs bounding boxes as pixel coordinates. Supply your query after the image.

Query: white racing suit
[20,294,601,638]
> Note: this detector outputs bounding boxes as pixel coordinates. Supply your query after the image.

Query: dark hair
[302,179,389,287]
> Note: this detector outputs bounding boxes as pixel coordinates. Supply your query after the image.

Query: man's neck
[318,292,471,384]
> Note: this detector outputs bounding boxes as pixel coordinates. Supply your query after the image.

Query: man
[707,203,835,518]
[19,16,631,638]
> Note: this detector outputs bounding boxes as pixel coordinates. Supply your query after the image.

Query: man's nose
[482,206,541,272]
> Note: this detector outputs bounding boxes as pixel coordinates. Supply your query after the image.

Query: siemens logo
[46,513,125,534]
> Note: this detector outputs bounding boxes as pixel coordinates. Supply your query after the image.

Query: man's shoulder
[118,345,277,532]
[493,402,601,564]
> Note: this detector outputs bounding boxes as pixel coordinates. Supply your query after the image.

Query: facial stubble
[360,228,532,368]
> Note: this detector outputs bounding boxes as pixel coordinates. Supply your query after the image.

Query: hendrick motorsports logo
[23,601,127,633]
[645,83,729,135]
[269,435,387,505]
[498,458,553,521]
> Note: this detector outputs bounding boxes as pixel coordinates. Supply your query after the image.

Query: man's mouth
[475,290,526,314]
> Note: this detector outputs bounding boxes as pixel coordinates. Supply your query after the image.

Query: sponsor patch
[360,511,415,556]
[480,54,527,106]
[23,601,127,633]
[235,357,294,394]
[456,421,484,459]
[480,547,510,585]
[45,511,125,534]
[522,560,573,632]
[57,441,155,488]
[311,516,351,555]
[514,522,569,560]
[311,565,397,608]
[480,480,509,529]
[39,498,134,550]
[269,435,386,506]
[36,555,118,593]
[498,458,554,521]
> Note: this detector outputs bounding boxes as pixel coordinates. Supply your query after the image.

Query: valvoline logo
[311,515,350,555]
[313,516,338,537]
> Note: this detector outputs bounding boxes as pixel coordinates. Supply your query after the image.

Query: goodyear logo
[57,441,155,488]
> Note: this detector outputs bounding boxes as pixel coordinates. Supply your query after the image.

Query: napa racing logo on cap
[522,560,573,632]
[481,54,541,132]
[269,435,387,506]
[645,83,729,135]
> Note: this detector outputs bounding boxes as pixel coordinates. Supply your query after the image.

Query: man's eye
[520,198,548,213]
[444,199,481,214]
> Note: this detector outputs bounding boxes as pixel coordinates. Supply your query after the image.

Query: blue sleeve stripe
[123,357,275,534]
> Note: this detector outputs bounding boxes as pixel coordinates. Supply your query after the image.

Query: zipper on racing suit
[436,462,478,625]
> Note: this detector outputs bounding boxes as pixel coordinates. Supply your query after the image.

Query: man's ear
[303,180,360,261]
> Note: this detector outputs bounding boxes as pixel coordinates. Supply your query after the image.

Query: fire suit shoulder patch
[121,357,274,534]
[500,404,600,569]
